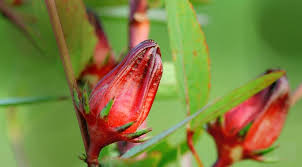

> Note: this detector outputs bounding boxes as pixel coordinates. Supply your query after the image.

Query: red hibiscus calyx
[78,40,163,165]
[208,69,290,167]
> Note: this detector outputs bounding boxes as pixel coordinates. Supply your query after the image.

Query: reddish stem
[128,0,149,49]
[86,9,115,66]
[87,142,103,167]
[187,128,204,167]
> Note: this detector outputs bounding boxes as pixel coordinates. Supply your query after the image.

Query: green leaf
[254,145,279,156]
[100,99,114,118]
[121,71,284,158]
[115,121,135,132]
[125,128,152,139]
[82,84,91,114]
[165,0,210,120]
[73,88,81,109]
[54,0,97,76]
[238,122,252,137]
[0,96,69,107]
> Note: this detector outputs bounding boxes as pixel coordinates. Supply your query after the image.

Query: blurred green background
[0,0,301,166]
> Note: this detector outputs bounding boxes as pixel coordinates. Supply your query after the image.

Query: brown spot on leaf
[193,50,198,57]
[204,39,209,54]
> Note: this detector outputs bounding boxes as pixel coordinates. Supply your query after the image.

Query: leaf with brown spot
[165,0,210,122]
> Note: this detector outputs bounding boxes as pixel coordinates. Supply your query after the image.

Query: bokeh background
[0,0,301,166]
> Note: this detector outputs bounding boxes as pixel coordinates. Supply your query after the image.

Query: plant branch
[291,83,302,106]
[44,0,89,153]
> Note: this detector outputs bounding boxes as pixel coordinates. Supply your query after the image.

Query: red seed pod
[208,69,290,167]
[84,40,163,165]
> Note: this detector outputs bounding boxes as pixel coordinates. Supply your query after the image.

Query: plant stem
[44,0,90,153]
[187,128,204,167]
[86,9,113,61]
[128,0,149,49]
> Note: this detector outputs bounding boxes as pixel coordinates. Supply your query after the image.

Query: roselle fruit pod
[84,40,163,165]
[208,69,290,167]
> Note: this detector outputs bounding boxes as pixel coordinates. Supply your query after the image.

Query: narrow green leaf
[0,96,69,107]
[132,136,152,143]
[165,0,210,120]
[238,122,252,137]
[121,71,284,158]
[54,0,97,76]
[100,99,114,118]
[82,84,91,114]
[254,145,279,156]
[126,128,152,139]
[73,89,81,109]
[115,122,135,133]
